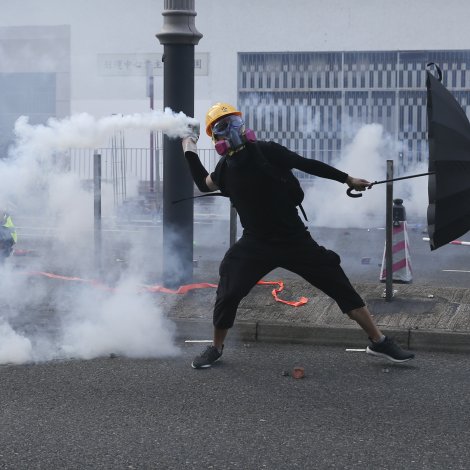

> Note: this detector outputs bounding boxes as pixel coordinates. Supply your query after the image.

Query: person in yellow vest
[0,211,17,262]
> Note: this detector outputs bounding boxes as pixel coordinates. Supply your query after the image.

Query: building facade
[1,0,470,176]
[239,50,470,168]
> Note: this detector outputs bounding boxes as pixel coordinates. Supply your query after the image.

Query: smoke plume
[0,108,197,365]
[304,123,428,228]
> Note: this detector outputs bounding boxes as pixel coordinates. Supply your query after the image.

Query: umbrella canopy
[426,63,470,250]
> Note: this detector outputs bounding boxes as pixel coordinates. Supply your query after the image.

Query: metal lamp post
[156,0,202,286]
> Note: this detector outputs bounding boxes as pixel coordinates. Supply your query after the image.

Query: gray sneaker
[191,345,223,369]
[366,336,415,363]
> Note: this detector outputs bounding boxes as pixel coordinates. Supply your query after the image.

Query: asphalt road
[1,342,469,470]
[309,224,470,287]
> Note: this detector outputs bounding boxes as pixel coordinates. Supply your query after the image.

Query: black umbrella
[347,63,470,251]
[426,63,470,250]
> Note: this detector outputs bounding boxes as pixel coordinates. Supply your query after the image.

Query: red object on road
[292,367,305,379]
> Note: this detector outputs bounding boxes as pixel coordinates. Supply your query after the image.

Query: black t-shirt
[210,141,348,239]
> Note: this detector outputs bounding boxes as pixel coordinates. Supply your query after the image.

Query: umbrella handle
[346,188,363,198]
[346,171,434,199]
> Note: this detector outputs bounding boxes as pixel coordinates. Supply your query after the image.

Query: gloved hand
[182,122,200,154]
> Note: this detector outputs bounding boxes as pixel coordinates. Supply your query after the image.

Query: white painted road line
[442,270,470,273]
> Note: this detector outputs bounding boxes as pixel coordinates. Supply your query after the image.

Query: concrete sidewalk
[165,275,470,353]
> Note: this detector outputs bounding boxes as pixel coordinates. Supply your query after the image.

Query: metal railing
[67,147,428,184]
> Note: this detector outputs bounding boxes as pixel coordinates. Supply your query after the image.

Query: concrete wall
[1,0,469,147]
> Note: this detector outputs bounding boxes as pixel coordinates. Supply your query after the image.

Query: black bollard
[393,198,406,226]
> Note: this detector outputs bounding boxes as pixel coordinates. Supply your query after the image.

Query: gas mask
[211,115,256,156]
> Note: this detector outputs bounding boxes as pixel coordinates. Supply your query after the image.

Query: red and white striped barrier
[423,237,470,247]
[380,221,413,283]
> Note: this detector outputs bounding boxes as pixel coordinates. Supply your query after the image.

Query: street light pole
[156,0,202,287]
[146,60,155,195]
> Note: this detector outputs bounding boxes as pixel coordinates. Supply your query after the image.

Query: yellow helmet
[205,102,242,137]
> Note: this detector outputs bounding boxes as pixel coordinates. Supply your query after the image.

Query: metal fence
[67,146,427,187]
[69,147,158,181]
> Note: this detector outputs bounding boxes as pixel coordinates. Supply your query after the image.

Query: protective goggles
[211,115,244,139]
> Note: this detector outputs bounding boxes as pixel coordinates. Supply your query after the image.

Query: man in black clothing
[182,102,414,368]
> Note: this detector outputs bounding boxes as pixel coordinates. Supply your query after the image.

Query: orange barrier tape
[23,271,114,291]
[256,280,309,307]
[13,249,38,256]
[143,282,218,294]
[22,272,308,307]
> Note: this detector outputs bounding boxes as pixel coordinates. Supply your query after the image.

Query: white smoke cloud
[0,108,197,365]
[60,279,179,360]
[0,270,180,364]
[304,123,428,228]
[0,321,33,364]
[12,108,197,155]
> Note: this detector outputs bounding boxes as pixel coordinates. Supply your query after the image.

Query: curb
[409,329,470,353]
[173,318,470,354]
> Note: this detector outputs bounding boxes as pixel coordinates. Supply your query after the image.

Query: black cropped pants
[213,232,365,329]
